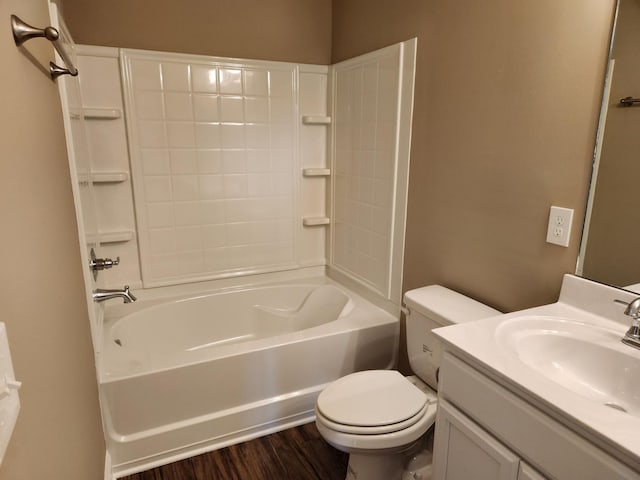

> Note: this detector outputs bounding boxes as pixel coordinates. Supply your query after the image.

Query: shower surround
[58,39,416,477]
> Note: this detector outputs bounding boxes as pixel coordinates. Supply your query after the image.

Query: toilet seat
[316,402,431,435]
[316,370,435,435]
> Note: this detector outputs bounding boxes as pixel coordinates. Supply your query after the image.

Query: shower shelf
[83,108,122,119]
[86,230,135,244]
[91,172,129,183]
[69,108,122,120]
[77,171,129,184]
[302,168,331,177]
[302,217,330,226]
[301,115,332,125]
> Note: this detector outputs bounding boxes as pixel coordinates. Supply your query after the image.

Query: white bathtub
[100,274,399,476]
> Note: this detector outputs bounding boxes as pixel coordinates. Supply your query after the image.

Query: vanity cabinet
[434,399,546,480]
[432,352,639,480]
[433,399,523,480]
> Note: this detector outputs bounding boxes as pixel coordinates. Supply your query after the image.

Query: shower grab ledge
[302,168,331,177]
[78,171,129,184]
[302,217,330,226]
[301,115,332,125]
[11,15,78,80]
[69,108,122,120]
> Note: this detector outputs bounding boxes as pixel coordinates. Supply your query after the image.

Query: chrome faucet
[92,285,137,304]
[618,297,640,349]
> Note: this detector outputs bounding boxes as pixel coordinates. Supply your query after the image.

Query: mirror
[578,0,640,290]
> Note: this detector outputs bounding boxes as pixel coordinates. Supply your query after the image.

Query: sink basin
[495,316,640,417]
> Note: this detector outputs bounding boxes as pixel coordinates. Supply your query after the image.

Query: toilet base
[341,432,434,480]
[402,448,433,480]
[345,451,406,480]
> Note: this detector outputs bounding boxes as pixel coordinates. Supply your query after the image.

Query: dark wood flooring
[121,423,348,480]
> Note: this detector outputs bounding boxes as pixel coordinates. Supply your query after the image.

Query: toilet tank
[404,286,500,389]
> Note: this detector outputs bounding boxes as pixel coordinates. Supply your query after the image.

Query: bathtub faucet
[92,285,137,304]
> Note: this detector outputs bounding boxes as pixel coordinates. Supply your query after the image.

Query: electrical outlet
[546,206,574,247]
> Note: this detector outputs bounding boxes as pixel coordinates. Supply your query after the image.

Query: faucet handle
[90,254,120,270]
[89,248,121,280]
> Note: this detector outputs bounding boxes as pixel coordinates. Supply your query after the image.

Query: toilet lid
[317,370,427,428]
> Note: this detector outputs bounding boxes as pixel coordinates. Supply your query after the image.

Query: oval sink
[495,316,640,417]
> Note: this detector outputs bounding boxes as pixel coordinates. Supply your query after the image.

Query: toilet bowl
[315,286,501,480]
[316,371,437,480]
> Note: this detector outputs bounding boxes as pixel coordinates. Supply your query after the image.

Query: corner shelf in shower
[301,115,332,125]
[86,230,135,244]
[302,217,330,226]
[69,108,122,120]
[91,171,129,183]
[302,168,331,177]
[83,108,122,119]
[77,171,129,184]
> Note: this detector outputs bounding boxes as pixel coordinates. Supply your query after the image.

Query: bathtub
[100,273,399,475]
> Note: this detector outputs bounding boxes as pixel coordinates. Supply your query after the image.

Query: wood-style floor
[121,423,348,480]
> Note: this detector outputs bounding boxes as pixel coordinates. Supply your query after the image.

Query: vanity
[432,274,640,479]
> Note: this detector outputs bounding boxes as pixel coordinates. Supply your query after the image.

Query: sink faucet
[618,297,640,349]
[92,285,137,304]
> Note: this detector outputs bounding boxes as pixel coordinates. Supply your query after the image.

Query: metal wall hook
[619,96,640,107]
[50,61,77,80]
[11,15,56,44]
[10,14,78,80]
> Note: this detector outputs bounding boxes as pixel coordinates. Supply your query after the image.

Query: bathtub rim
[103,266,400,320]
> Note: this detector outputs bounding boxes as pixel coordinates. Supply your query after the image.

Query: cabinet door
[518,463,548,480]
[433,399,520,480]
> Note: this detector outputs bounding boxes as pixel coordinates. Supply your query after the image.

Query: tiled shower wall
[331,42,413,301]
[122,50,304,286]
[72,42,413,301]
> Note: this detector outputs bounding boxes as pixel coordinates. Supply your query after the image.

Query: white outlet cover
[546,206,574,247]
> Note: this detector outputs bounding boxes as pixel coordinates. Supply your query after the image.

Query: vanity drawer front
[438,352,640,480]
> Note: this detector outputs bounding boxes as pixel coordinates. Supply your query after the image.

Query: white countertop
[433,274,640,471]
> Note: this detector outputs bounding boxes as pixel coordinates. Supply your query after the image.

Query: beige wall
[0,1,104,479]
[582,0,640,288]
[333,0,616,313]
[62,0,332,64]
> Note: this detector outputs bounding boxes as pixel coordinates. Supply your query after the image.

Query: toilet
[315,286,500,480]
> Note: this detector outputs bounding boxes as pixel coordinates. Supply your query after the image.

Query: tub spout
[93,285,137,304]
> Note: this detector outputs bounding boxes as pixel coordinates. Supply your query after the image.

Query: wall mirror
[578,0,640,291]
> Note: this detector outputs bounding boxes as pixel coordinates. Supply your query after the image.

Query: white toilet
[315,285,500,480]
